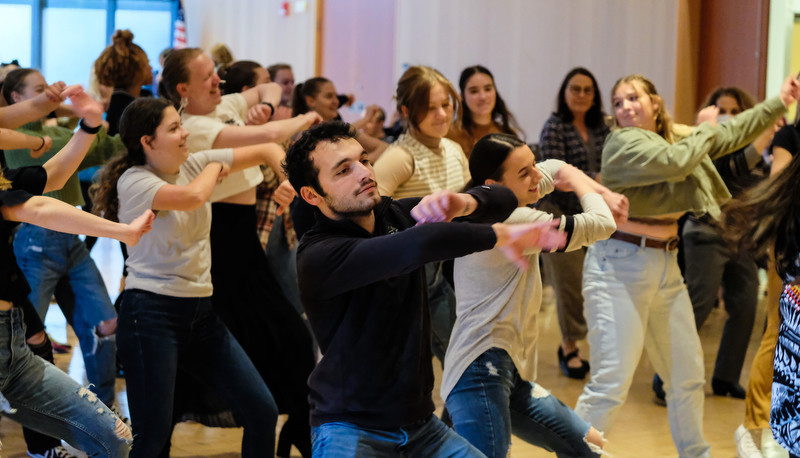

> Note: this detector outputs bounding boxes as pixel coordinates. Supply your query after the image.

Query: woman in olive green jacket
[573,73,799,458]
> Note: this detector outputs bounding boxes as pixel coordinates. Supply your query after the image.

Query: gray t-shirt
[118,148,234,297]
[441,160,617,401]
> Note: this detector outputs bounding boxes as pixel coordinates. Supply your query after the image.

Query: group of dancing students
[2,34,800,458]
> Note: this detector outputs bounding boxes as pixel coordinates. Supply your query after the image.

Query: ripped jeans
[446,348,599,458]
[14,224,118,406]
[0,307,130,457]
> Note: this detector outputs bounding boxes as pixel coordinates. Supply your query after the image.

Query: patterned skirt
[772,283,800,454]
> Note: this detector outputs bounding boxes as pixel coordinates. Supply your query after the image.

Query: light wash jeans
[574,238,710,458]
[446,348,599,458]
[13,224,118,406]
[0,308,130,457]
[310,414,485,457]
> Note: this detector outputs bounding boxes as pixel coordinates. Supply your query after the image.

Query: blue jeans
[117,289,277,458]
[446,348,598,458]
[0,308,130,457]
[311,414,485,457]
[13,224,117,406]
[575,238,710,458]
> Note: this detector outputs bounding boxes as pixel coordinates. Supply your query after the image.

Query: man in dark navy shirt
[284,121,564,457]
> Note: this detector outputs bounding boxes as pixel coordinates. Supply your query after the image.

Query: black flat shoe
[712,377,746,399]
[652,374,666,406]
[557,347,590,379]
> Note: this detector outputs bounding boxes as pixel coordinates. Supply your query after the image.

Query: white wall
[183,0,318,82]
[181,0,680,141]
[766,0,799,98]
[395,0,679,142]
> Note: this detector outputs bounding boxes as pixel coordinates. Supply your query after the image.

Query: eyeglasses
[568,85,594,96]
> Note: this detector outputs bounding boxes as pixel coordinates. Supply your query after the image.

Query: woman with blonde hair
[573,73,800,457]
[373,65,470,368]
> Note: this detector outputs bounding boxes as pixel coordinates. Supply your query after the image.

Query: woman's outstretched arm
[1,196,154,246]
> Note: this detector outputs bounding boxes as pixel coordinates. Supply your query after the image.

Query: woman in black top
[0,85,153,457]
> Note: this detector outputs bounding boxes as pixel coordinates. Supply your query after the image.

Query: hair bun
[112,29,134,47]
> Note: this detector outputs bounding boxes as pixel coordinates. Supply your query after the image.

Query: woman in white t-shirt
[91,97,289,458]
[157,48,320,457]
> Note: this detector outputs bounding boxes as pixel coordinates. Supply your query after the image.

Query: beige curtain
[394,0,679,142]
[183,0,318,82]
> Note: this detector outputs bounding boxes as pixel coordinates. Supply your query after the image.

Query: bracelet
[79,119,101,134]
[34,136,45,151]
[259,101,275,118]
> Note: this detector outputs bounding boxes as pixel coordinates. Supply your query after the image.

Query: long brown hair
[395,65,459,132]
[456,65,522,138]
[721,152,800,279]
[90,98,171,221]
[701,86,756,111]
[611,74,674,143]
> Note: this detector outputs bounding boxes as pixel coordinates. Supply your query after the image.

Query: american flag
[173,0,187,49]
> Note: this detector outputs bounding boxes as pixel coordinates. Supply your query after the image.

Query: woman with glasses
[538,67,609,380]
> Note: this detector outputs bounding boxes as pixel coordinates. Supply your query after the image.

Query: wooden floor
[0,238,767,457]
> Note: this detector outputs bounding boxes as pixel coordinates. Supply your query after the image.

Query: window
[1,0,174,86]
[0,2,33,67]
[42,7,107,84]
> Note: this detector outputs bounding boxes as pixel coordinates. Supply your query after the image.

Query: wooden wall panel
[695,0,769,108]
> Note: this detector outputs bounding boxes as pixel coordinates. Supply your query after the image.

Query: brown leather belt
[609,231,680,251]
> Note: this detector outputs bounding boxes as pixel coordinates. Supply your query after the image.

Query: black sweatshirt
[296,185,517,429]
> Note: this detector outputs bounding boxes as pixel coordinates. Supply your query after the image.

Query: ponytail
[90,98,170,221]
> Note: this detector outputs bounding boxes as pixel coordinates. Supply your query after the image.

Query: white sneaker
[27,445,78,458]
[735,424,763,458]
[761,428,789,458]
